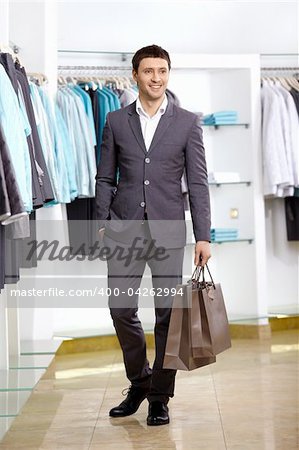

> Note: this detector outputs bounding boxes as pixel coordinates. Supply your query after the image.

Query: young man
[95,45,211,426]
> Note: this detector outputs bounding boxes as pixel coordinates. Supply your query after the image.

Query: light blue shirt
[30,83,59,202]
[38,86,71,204]
[72,85,97,146]
[57,87,96,197]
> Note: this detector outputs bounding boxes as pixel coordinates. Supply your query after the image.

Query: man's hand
[194,241,211,266]
[98,227,105,241]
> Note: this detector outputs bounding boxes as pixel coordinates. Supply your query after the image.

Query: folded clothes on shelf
[203,110,238,125]
[210,228,239,242]
[208,172,241,183]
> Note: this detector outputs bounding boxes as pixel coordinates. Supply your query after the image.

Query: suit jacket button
[140,202,145,207]
[144,180,150,185]
[145,157,150,163]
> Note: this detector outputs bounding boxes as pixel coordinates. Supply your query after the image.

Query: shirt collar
[136,95,168,118]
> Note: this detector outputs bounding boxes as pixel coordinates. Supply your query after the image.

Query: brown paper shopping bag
[190,265,232,358]
[163,282,216,371]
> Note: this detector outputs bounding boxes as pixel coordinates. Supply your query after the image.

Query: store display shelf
[20,339,63,356]
[0,369,45,392]
[202,123,250,129]
[209,181,251,187]
[9,355,54,370]
[211,238,254,244]
[186,238,254,245]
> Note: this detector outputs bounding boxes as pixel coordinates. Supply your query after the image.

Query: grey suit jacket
[95,100,211,248]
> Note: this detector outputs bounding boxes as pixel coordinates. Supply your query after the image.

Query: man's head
[132,45,171,73]
[132,45,171,102]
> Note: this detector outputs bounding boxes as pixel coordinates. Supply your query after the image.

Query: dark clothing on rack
[87,88,100,138]
[15,63,54,207]
[285,195,299,241]
[0,53,19,94]
[0,226,5,291]
[0,147,10,222]
[66,198,97,255]
[19,212,37,268]
[0,123,26,223]
[290,88,299,116]
[4,211,37,287]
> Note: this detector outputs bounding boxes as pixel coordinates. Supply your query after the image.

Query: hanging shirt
[57,86,96,197]
[273,82,299,191]
[261,81,290,197]
[136,95,168,151]
[0,64,32,212]
[30,83,59,202]
[72,85,97,147]
[120,87,138,108]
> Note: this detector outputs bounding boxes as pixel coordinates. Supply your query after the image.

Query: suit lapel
[128,103,147,154]
[147,100,174,155]
[127,99,175,155]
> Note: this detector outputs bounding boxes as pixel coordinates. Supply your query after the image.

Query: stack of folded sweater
[210,228,239,242]
[203,111,238,125]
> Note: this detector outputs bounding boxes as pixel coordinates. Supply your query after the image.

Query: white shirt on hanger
[274,82,299,191]
[261,80,290,197]
[269,83,294,196]
[136,95,168,151]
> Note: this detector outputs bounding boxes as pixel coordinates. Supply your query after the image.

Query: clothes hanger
[285,76,299,92]
[28,72,48,86]
[66,75,77,85]
[276,76,292,91]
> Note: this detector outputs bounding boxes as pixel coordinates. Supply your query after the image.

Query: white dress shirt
[136,96,168,151]
[261,81,290,197]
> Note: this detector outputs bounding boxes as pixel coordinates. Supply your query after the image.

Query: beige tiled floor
[0,330,298,449]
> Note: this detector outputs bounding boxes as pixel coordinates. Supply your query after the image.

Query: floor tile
[0,330,298,449]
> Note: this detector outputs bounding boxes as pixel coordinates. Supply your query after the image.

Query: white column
[0,0,9,45]
[9,0,57,83]
[6,294,20,356]
[0,1,9,369]
[9,0,58,343]
[0,290,8,369]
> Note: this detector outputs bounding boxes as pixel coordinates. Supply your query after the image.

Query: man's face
[133,57,170,102]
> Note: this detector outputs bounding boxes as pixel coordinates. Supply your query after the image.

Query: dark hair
[132,45,171,72]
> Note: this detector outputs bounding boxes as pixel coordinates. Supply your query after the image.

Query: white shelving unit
[168,54,267,321]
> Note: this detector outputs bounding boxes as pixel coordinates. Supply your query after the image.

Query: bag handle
[192,264,216,289]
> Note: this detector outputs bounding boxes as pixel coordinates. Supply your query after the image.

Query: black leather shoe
[109,385,149,417]
[147,401,169,426]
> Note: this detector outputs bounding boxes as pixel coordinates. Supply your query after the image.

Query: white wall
[0,0,10,369]
[0,0,9,45]
[57,1,298,54]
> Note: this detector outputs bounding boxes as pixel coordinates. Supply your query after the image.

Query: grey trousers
[104,221,184,403]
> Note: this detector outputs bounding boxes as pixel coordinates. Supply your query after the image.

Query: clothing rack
[58,65,132,73]
[261,67,299,71]
[58,50,133,62]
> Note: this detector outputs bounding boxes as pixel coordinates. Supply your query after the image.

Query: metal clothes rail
[58,65,132,71]
[261,66,299,71]
[58,50,134,62]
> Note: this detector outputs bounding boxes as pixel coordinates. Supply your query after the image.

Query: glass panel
[20,340,62,356]
[0,369,45,391]
[0,391,31,416]
[0,417,15,440]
